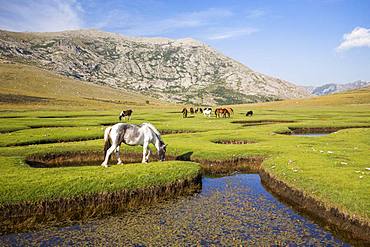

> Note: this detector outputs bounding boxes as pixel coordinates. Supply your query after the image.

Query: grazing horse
[246,110,253,117]
[182,108,188,118]
[119,109,133,121]
[190,107,194,114]
[203,107,212,117]
[225,107,234,115]
[222,108,231,118]
[215,108,230,118]
[101,123,167,167]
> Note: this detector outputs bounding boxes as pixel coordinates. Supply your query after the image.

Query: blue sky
[0,0,369,86]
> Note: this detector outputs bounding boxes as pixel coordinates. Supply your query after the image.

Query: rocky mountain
[0,29,310,104]
[308,81,370,96]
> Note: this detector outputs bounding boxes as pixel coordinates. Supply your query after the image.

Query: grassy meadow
[0,63,370,226]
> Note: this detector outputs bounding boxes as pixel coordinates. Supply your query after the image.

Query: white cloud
[207,28,258,40]
[336,27,370,52]
[0,0,83,32]
[107,8,234,36]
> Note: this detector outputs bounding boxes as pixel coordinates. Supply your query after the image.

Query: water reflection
[0,174,348,246]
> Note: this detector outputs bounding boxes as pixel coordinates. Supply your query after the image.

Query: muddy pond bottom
[0,174,348,246]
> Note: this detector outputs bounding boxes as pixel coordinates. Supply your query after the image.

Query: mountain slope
[0,62,161,110]
[310,81,370,96]
[0,29,310,104]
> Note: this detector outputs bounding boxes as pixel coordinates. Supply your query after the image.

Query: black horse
[246,110,253,117]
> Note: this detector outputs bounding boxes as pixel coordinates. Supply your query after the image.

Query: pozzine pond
[0,173,348,246]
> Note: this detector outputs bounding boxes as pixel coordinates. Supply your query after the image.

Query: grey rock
[0,29,310,104]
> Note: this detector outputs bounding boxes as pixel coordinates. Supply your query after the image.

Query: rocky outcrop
[0,29,310,104]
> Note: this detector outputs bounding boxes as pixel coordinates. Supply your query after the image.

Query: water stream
[0,173,348,246]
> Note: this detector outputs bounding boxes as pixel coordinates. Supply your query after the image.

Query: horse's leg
[101,142,118,167]
[145,147,152,162]
[142,141,149,163]
[115,145,123,165]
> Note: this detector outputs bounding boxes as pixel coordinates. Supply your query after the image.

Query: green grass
[0,63,369,224]
[0,156,200,204]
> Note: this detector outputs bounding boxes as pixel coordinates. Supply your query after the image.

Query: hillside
[0,62,161,110]
[0,29,310,105]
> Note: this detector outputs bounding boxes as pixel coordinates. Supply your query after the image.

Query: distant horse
[182,108,188,118]
[215,108,230,118]
[215,108,220,118]
[222,108,231,118]
[101,123,167,167]
[119,109,133,121]
[225,107,234,115]
[203,107,212,117]
[246,110,253,117]
[190,107,194,114]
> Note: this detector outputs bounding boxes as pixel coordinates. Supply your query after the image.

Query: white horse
[101,123,167,167]
[203,107,212,117]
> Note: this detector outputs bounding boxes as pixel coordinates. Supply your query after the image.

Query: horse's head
[158,143,167,161]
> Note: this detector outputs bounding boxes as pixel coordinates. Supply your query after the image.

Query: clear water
[0,174,349,246]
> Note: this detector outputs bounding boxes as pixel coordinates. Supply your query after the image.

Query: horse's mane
[142,123,162,141]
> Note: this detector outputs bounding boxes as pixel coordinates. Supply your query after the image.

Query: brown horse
[182,108,188,118]
[225,107,234,115]
[215,108,230,118]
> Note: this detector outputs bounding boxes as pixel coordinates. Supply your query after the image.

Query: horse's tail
[103,126,112,159]
[143,123,162,139]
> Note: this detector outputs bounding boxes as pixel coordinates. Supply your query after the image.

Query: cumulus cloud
[336,27,370,52]
[0,0,83,32]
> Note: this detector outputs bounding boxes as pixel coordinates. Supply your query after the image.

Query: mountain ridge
[306,80,370,96]
[0,29,310,104]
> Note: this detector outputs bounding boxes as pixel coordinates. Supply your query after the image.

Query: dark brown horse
[182,108,188,118]
[246,110,253,117]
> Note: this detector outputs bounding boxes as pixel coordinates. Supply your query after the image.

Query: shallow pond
[0,174,348,246]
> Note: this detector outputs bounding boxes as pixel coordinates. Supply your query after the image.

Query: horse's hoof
[117,161,123,165]
[101,163,109,168]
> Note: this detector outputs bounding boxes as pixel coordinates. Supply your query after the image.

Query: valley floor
[0,63,369,243]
